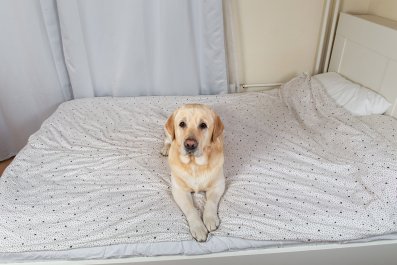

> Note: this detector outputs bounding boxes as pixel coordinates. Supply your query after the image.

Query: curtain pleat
[57,0,228,97]
[0,0,228,160]
[0,0,71,161]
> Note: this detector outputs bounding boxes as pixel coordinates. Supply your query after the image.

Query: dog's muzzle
[184,138,198,153]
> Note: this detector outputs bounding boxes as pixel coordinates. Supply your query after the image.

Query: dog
[161,104,225,242]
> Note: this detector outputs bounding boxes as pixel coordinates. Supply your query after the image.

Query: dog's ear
[211,114,224,142]
[164,113,175,140]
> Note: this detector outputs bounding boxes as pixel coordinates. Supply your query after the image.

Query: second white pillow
[313,72,391,116]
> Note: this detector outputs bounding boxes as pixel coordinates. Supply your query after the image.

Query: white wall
[236,0,325,85]
[233,0,388,85]
[341,0,370,13]
[340,0,397,21]
[368,0,397,21]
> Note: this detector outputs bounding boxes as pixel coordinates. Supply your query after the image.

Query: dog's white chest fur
[172,161,219,192]
[179,154,208,166]
[185,166,205,192]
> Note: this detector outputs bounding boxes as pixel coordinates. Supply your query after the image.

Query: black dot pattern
[213,74,397,242]
[359,115,397,144]
[0,74,396,253]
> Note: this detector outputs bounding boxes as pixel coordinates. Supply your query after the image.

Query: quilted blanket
[1,74,396,253]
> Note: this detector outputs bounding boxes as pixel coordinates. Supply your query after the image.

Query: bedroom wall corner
[235,0,325,85]
[341,0,370,14]
[230,0,374,87]
[368,0,397,21]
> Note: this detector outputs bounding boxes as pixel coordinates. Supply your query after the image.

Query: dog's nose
[184,138,198,151]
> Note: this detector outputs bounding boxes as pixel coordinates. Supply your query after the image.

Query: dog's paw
[203,212,220,232]
[189,220,208,242]
[160,145,169,156]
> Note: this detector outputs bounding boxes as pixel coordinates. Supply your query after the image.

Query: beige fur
[161,104,225,242]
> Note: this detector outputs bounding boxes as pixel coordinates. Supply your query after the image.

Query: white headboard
[329,13,397,118]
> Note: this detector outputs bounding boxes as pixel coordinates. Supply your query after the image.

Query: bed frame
[20,240,397,265]
[328,13,397,118]
[5,12,397,265]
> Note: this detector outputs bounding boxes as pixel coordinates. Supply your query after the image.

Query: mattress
[1,74,397,261]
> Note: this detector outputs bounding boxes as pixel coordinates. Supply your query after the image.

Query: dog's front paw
[203,212,220,232]
[189,220,208,242]
[160,145,169,156]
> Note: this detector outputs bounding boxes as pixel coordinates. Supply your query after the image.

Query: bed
[1,13,397,265]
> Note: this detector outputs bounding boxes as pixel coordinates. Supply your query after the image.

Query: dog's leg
[160,133,172,156]
[172,187,208,242]
[203,179,225,232]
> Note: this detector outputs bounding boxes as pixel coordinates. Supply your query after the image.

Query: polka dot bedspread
[1,74,396,257]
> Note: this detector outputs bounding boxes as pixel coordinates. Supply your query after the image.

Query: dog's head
[165,104,224,157]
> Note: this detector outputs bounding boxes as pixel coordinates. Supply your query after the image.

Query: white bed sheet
[1,74,397,261]
[3,234,397,262]
[359,115,397,143]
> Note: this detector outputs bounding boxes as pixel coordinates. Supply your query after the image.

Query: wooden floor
[0,157,14,176]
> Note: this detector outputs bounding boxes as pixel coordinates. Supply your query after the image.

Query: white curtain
[57,0,228,97]
[0,0,228,160]
[0,0,72,161]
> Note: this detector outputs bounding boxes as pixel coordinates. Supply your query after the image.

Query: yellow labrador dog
[161,104,225,242]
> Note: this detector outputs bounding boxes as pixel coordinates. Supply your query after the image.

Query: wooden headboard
[328,13,397,118]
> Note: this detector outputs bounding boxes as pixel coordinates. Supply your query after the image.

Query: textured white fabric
[0,236,297,262]
[57,0,228,98]
[0,0,72,161]
[4,233,397,262]
[1,75,397,255]
[0,0,228,160]
[313,72,391,115]
[359,114,397,144]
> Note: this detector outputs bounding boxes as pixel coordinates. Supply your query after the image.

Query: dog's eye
[199,123,207,129]
[179,121,186,128]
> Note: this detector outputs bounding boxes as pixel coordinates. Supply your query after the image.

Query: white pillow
[313,72,391,116]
